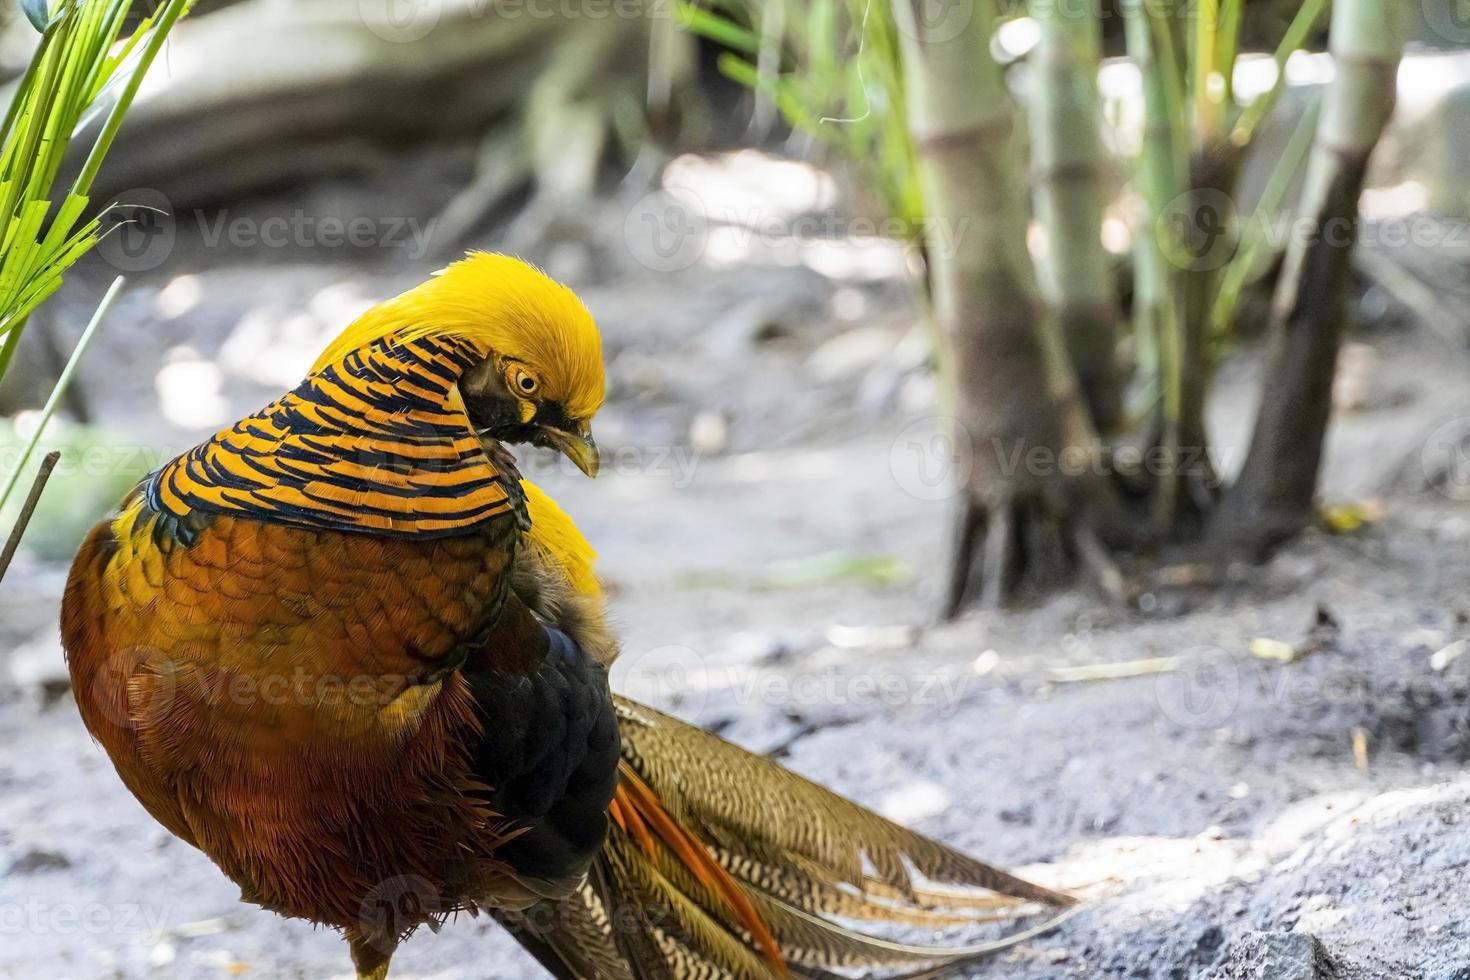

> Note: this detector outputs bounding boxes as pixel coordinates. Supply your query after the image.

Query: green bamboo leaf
[663,0,927,276]
[715,49,760,88]
[675,3,761,53]
[0,0,189,437]
[2,200,53,289]
[73,0,194,197]
[21,0,52,32]
[1193,0,1219,134]
[36,191,91,259]
[1216,0,1243,102]
[808,0,835,79]
[0,317,23,382]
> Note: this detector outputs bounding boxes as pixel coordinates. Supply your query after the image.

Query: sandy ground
[3,228,1470,980]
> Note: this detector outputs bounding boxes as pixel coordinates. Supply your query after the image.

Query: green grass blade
[1231,0,1329,148]
[1213,96,1322,334]
[675,2,761,53]
[0,275,124,513]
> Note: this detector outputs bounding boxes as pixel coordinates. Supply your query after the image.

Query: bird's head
[313,252,604,478]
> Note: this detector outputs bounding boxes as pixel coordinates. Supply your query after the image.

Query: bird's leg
[348,932,394,980]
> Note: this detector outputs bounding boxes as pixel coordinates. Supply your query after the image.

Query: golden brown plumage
[62,253,1071,980]
[61,487,567,926]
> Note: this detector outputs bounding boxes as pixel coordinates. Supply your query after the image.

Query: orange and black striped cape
[151,335,519,537]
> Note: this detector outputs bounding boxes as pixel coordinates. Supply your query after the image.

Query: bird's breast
[61,492,521,929]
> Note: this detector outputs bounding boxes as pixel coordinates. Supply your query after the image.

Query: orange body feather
[62,491,538,934]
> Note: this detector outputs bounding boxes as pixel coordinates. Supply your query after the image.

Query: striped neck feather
[148,336,517,538]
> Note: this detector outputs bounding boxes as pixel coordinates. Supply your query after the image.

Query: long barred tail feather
[501,698,1074,979]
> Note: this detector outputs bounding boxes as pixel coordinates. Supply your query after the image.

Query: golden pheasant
[61,253,1071,980]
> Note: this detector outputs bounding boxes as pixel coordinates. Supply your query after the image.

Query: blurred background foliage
[680,0,1406,612]
[0,0,1464,588]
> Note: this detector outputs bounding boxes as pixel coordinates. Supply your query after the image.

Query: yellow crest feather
[311,252,605,420]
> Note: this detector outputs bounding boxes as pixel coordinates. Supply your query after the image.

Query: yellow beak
[541,425,599,478]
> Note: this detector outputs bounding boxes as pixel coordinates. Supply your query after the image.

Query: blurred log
[53,0,673,208]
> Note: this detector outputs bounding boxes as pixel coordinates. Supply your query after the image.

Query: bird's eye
[508,366,539,395]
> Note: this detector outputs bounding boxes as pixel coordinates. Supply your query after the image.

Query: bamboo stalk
[892,0,1090,444]
[1215,0,1243,107]
[1123,1,1181,505]
[1215,0,1407,549]
[1193,0,1221,140]
[1133,0,1241,527]
[893,0,1114,613]
[1028,0,1121,435]
[1127,0,1332,531]
[890,0,1035,369]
